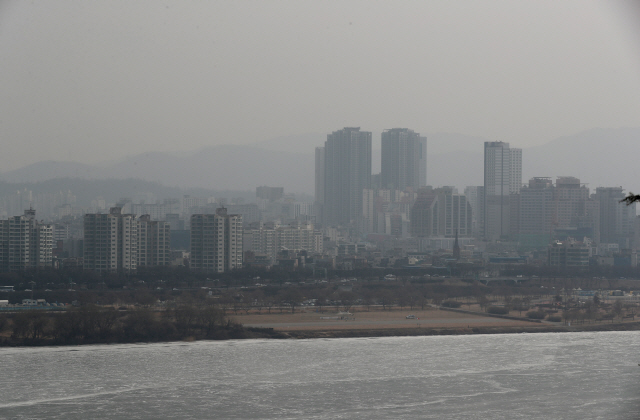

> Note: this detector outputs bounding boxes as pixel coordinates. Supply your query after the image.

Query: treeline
[0,302,277,346]
[212,282,554,315]
[3,263,640,294]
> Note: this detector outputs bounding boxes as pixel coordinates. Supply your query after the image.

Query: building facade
[380,128,427,191]
[509,148,523,194]
[83,207,138,271]
[243,222,322,264]
[190,207,243,272]
[322,127,372,226]
[515,177,600,249]
[137,215,171,267]
[548,238,591,266]
[314,147,325,224]
[484,142,520,240]
[595,187,637,248]
[410,187,472,238]
[84,208,171,271]
[0,209,53,271]
[464,186,484,236]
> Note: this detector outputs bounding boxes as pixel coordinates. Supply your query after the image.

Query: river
[1,331,639,419]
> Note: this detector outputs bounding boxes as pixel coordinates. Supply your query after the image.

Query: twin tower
[315,127,427,227]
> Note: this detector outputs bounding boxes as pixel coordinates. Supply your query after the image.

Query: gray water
[1,332,639,419]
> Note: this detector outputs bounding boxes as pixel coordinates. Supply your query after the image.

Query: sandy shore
[228,307,640,340]
[229,307,536,332]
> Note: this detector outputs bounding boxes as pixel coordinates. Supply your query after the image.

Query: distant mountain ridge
[1,128,638,195]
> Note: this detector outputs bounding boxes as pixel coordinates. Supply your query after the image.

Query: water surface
[2,332,639,419]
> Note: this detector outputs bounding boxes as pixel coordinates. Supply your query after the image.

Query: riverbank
[270,321,640,339]
[3,306,640,347]
[231,306,640,339]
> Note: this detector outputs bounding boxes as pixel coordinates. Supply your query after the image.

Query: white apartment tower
[431,187,473,237]
[138,215,171,267]
[0,209,53,271]
[190,207,243,272]
[83,207,138,271]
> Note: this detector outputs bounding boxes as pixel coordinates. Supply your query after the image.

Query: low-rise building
[548,237,591,266]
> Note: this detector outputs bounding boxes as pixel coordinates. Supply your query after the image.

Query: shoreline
[258,320,640,339]
[3,322,640,347]
[4,306,640,347]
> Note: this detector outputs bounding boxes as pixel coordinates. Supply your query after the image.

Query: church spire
[453,229,460,260]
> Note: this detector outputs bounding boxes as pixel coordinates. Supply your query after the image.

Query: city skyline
[4,1,640,414]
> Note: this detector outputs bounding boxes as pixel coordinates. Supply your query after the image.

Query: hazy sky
[1,0,639,171]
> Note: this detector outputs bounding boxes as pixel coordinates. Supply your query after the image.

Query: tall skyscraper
[484,141,520,240]
[322,127,372,226]
[314,147,325,223]
[518,177,555,237]
[595,187,636,247]
[380,128,427,191]
[464,186,484,236]
[509,148,523,194]
[190,207,243,272]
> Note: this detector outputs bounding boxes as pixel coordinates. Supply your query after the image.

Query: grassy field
[229,306,536,332]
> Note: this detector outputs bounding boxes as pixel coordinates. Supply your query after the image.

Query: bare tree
[378,290,393,311]
[584,301,596,324]
[12,310,49,340]
[339,291,356,313]
[265,298,274,314]
[283,288,303,314]
[613,299,625,321]
[478,295,490,312]
[624,303,637,320]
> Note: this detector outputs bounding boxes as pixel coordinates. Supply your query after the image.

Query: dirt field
[229,307,536,331]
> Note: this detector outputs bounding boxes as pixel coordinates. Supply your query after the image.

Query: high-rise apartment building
[84,207,139,271]
[322,127,372,226]
[409,187,472,238]
[380,128,427,191]
[464,186,484,236]
[410,187,437,237]
[595,187,636,247]
[0,209,53,271]
[509,148,523,194]
[137,215,171,267]
[431,187,473,238]
[190,207,242,272]
[484,142,520,240]
[314,147,325,222]
[515,177,600,249]
[518,177,555,237]
[84,208,171,271]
